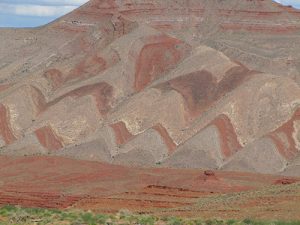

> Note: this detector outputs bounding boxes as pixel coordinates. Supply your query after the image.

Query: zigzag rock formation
[1,0,300,175]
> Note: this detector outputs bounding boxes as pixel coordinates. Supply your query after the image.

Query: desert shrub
[1,205,300,225]
[193,218,204,225]
[137,215,156,225]
[227,219,237,225]
[275,221,300,225]
[167,216,183,225]
[243,218,252,224]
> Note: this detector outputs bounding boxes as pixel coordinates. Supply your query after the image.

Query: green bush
[137,215,156,225]
[167,217,183,225]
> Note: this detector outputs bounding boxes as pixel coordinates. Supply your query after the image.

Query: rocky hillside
[1,0,300,175]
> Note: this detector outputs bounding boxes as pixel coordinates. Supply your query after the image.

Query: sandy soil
[0,155,299,220]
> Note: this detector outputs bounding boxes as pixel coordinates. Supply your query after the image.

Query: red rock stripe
[111,121,134,145]
[35,126,64,151]
[221,23,300,33]
[134,35,191,91]
[210,114,241,159]
[46,82,114,115]
[0,104,16,145]
[267,109,300,160]
[153,124,177,154]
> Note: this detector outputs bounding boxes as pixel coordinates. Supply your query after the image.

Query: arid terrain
[1,0,300,220]
[0,155,300,220]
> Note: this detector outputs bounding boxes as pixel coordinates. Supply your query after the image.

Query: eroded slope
[0,0,300,175]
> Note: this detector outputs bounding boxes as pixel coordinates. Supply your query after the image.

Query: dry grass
[0,205,300,225]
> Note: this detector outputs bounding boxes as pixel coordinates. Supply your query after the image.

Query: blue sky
[0,0,299,28]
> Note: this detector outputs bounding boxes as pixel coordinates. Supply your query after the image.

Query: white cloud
[0,0,89,6]
[275,0,295,3]
[0,3,75,17]
[31,0,89,5]
[40,0,88,6]
[274,0,300,8]
[0,0,89,17]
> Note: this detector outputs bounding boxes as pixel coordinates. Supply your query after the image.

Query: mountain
[0,0,300,176]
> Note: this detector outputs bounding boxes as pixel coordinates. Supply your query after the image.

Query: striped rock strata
[1,0,300,175]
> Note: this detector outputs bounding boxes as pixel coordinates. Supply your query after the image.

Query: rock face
[1,0,300,175]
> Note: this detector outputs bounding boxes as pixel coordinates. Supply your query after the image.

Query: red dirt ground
[0,155,298,218]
